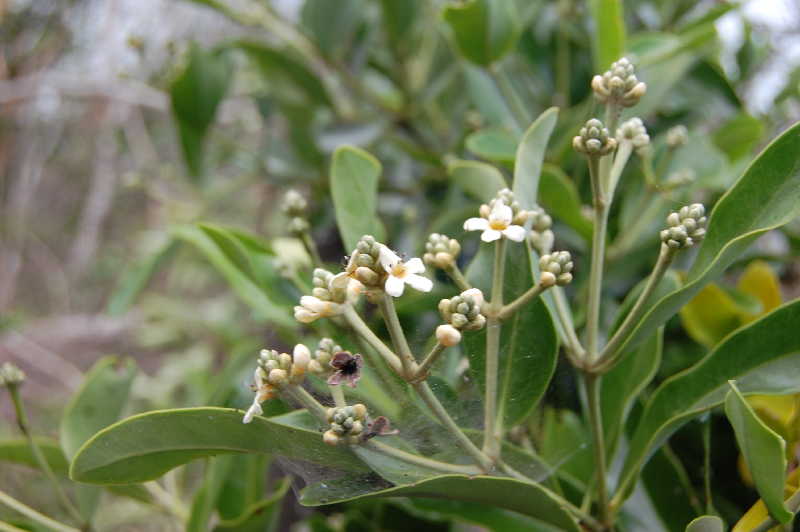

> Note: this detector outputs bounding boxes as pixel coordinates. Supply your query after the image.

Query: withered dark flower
[362,416,398,440]
[327,351,363,387]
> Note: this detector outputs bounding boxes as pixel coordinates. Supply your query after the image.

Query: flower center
[391,263,407,278]
[489,219,508,230]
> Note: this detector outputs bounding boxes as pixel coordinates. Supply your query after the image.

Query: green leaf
[617,299,800,503]
[448,159,507,201]
[172,225,294,328]
[215,454,270,521]
[231,41,330,107]
[686,516,725,532]
[538,165,592,241]
[170,43,233,179]
[61,356,137,521]
[301,0,364,62]
[214,478,290,532]
[70,408,368,484]
[713,113,765,162]
[610,121,800,361]
[409,498,566,532]
[301,475,580,531]
[442,0,519,66]
[330,146,384,251]
[188,456,235,532]
[379,0,420,53]
[464,244,558,426]
[465,128,517,165]
[725,382,792,524]
[512,107,558,209]
[107,239,179,316]
[588,0,626,74]
[463,65,516,128]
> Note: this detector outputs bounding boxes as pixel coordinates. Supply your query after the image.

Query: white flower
[464,201,526,242]
[378,246,433,297]
[243,368,269,424]
[293,295,343,323]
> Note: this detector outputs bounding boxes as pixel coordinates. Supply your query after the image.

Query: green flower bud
[660,203,707,249]
[312,338,342,375]
[438,288,486,331]
[323,404,370,445]
[591,57,647,108]
[0,362,25,387]
[573,119,617,156]
[616,117,650,151]
[282,189,308,217]
[528,206,555,254]
[423,233,461,269]
[345,235,385,288]
[666,125,689,149]
[539,251,574,286]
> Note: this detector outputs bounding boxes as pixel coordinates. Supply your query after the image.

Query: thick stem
[413,342,447,381]
[483,238,507,458]
[498,283,546,320]
[444,263,472,291]
[413,381,495,472]
[595,244,675,372]
[378,293,418,378]
[365,440,481,475]
[342,304,404,375]
[585,155,609,366]
[584,374,610,527]
[0,489,80,532]
[7,387,84,527]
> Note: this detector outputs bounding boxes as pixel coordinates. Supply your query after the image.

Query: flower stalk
[483,237,507,458]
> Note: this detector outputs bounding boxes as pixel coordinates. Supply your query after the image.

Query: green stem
[0,520,28,532]
[342,305,404,375]
[378,293,418,378]
[702,417,714,515]
[751,489,800,532]
[0,489,80,532]
[444,263,472,291]
[585,155,609,366]
[329,384,346,408]
[483,238,507,458]
[413,381,494,472]
[498,283,547,320]
[584,374,610,527]
[364,440,481,475]
[606,141,633,199]
[300,231,323,268]
[552,287,586,364]
[6,387,84,527]
[284,385,329,423]
[413,342,447,381]
[595,244,674,372]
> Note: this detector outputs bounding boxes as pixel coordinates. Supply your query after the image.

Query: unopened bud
[436,324,462,347]
[592,57,647,108]
[573,119,617,156]
[666,125,688,149]
[660,203,707,249]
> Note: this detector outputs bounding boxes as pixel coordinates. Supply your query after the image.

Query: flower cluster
[243,345,310,423]
[464,188,528,243]
[573,119,617,156]
[539,251,574,287]
[294,268,360,323]
[282,189,310,236]
[341,235,433,298]
[323,404,368,445]
[436,288,486,346]
[617,117,650,152]
[309,338,341,376]
[528,206,554,254]
[591,57,647,108]
[660,204,707,249]
[666,125,689,148]
[423,233,461,269]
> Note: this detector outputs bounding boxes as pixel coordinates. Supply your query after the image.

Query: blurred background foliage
[2,0,800,530]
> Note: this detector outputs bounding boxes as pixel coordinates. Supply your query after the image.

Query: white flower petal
[481,229,503,242]
[405,257,426,275]
[464,217,490,232]
[379,245,400,272]
[300,295,327,312]
[406,274,433,293]
[385,275,406,297]
[294,307,317,323]
[490,203,513,225]
[293,344,311,367]
[243,398,263,424]
[502,224,527,242]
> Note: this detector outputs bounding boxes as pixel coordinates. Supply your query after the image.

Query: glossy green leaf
[301,475,580,531]
[617,299,800,502]
[465,128,517,165]
[725,382,792,524]
[442,0,519,66]
[589,0,626,74]
[172,225,294,327]
[70,408,368,484]
[170,43,232,179]
[330,146,384,251]
[610,121,800,361]
[214,478,290,532]
[540,409,592,488]
[686,515,725,532]
[513,107,558,209]
[61,356,137,521]
[464,244,558,426]
[448,159,507,201]
[231,41,330,107]
[538,165,592,241]
[713,112,764,162]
